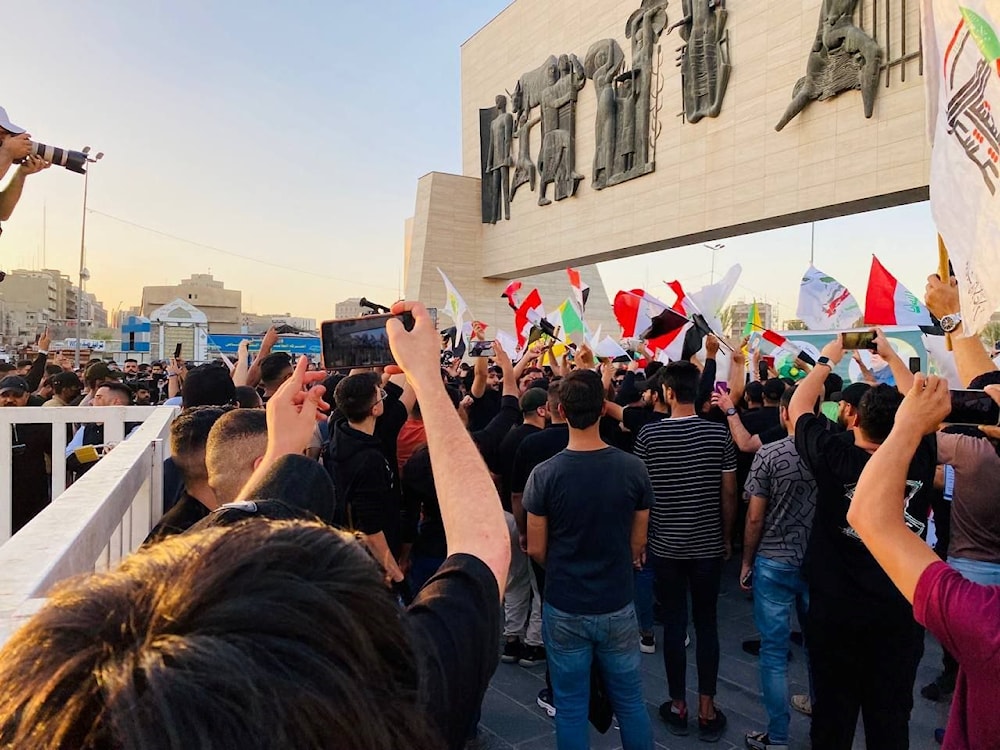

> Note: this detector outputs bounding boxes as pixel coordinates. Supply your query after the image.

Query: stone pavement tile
[479,687,554,747]
[489,661,548,707]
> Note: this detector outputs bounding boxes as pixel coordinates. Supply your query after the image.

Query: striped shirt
[634,415,737,559]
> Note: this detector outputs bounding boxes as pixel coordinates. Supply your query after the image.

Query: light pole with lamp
[75,147,104,369]
[703,242,725,284]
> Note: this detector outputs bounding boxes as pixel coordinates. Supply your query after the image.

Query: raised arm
[246,326,279,388]
[926,275,996,386]
[791,337,842,424]
[232,339,250,387]
[847,374,950,602]
[387,302,510,596]
[728,342,747,407]
[25,328,51,392]
[712,389,763,453]
[872,328,915,393]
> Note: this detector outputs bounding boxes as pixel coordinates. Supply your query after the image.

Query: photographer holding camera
[0,106,51,227]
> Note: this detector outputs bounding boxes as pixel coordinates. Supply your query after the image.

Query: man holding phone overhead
[788,335,936,750]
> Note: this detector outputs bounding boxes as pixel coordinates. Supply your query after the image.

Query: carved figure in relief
[775,0,881,131]
[537,54,586,205]
[485,94,514,223]
[669,0,731,123]
[584,39,625,190]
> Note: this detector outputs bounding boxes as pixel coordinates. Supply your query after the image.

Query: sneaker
[518,645,546,667]
[790,694,812,716]
[640,630,656,654]
[536,688,556,717]
[745,729,788,750]
[501,638,522,664]
[685,633,691,648]
[658,702,689,736]
[699,708,727,743]
[921,672,956,702]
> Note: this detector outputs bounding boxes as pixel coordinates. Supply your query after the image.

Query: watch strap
[817,356,832,367]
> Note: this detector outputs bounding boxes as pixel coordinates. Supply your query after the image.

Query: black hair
[171,406,229,484]
[44,364,62,376]
[824,372,844,402]
[233,385,262,409]
[779,384,797,410]
[558,370,604,429]
[259,352,293,387]
[660,361,699,404]
[857,384,904,444]
[0,521,444,749]
[319,373,346,411]
[182,364,236,408]
[334,372,381,423]
[124,358,138,365]
[97,381,134,405]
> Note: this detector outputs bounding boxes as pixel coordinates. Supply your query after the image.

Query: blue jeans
[634,561,654,632]
[543,602,653,750]
[753,556,811,744]
[949,556,1000,585]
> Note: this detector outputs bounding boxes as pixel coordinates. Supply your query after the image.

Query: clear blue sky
[0,0,939,325]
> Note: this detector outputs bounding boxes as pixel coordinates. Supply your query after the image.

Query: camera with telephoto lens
[16,142,91,174]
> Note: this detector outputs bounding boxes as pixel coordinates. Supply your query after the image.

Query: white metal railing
[0,406,164,542]
[0,407,177,643]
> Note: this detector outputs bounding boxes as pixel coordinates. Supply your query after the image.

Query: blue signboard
[121,316,151,353]
[207,334,322,356]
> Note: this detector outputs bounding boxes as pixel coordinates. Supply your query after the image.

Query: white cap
[0,106,25,134]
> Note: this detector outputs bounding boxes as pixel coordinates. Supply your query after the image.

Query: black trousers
[651,555,723,699]
[807,596,924,750]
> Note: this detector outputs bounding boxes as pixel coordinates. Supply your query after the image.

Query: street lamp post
[703,243,725,284]
[75,147,104,369]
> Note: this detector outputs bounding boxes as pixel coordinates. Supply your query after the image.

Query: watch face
[941,314,961,332]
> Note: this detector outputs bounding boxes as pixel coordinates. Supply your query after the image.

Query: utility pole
[75,147,104,369]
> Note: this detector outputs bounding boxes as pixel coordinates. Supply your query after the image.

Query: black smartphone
[841,331,876,350]
[946,390,1000,425]
[908,357,921,374]
[469,340,495,358]
[173,342,183,360]
[320,312,415,369]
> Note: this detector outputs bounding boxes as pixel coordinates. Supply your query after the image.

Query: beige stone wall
[459,0,929,278]
[407,172,618,337]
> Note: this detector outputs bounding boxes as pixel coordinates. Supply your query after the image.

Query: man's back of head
[558,370,604,429]
[857,384,904,444]
[660,361,699,404]
[206,408,268,506]
[334,372,381,425]
[0,521,442,749]
[182,363,236,409]
[171,407,229,490]
[259,352,293,391]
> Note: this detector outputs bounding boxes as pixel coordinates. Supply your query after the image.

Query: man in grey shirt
[741,386,818,750]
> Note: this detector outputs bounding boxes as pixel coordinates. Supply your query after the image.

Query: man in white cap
[0,105,50,224]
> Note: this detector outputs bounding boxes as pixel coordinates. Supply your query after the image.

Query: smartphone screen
[908,357,921,374]
[173,343,182,359]
[714,381,728,394]
[469,340,495,358]
[320,313,415,369]
[947,390,1000,425]
[841,331,876,350]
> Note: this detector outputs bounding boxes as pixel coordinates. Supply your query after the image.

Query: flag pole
[938,234,953,352]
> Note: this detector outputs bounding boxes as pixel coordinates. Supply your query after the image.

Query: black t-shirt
[741,405,780,436]
[494,423,542,511]
[523,447,653,614]
[10,422,52,533]
[467,388,502,432]
[510,424,570,495]
[794,413,936,620]
[406,553,501,750]
[143,492,210,546]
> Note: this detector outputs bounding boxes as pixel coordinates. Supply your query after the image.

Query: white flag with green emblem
[923,0,1000,333]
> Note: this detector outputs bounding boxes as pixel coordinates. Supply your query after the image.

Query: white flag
[690,263,742,335]
[594,336,629,360]
[923,0,1000,334]
[796,265,863,330]
[437,268,470,324]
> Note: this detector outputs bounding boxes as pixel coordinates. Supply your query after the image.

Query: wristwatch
[940,312,963,333]
[816,356,832,368]
[725,407,737,417]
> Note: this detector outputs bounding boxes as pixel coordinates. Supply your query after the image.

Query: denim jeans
[753,556,811,744]
[634,561,654,632]
[651,555,722,698]
[543,602,653,750]
[949,556,1000,585]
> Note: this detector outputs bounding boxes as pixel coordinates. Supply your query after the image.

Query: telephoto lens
[28,142,88,174]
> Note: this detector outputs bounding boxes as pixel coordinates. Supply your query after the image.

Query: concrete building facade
[140,274,242,335]
[405,0,928,336]
[727,301,774,341]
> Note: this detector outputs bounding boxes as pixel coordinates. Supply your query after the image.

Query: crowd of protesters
[0,275,997,750]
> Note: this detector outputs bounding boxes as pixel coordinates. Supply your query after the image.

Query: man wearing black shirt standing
[789,337,935,750]
[524,370,654,749]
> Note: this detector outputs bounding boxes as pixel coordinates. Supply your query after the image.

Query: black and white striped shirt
[634,415,737,559]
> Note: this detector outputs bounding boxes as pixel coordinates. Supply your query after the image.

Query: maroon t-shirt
[913,561,1000,749]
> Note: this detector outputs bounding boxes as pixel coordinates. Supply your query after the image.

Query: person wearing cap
[0,106,51,225]
[1,374,52,533]
[43,371,83,407]
[831,382,871,431]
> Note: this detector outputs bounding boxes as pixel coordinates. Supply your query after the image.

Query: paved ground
[474,557,951,749]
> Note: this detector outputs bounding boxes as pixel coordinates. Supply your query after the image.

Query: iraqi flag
[864,256,933,326]
[613,289,669,338]
[922,0,1000,334]
[502,280,523,312]
[566,267,591,311]
[758,328,817,366]
[515,289,543,347]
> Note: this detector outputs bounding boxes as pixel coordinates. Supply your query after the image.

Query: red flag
[863,256,932,326]
[515,289,543,347]
[502,280,523,312]
[761,329,788,348]
[613,290,650,339]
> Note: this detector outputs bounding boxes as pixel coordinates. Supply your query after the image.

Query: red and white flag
[502,280,523,312]
[613,289,668,338]
[864,256,933,326]
[514,289,544,347]
[566,268,590,312]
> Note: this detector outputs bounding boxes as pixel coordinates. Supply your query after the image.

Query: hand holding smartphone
[321,312,416,369]
[469,340,495,358]
[841,330,877,350]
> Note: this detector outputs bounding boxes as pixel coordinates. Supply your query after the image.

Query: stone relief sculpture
[668,0,731,123]
[510,82,540,200]
[537,54,587,205]
[584,39,625,190]
[485,94,514,223]
[624,0,669,176]
[775,0,881,132]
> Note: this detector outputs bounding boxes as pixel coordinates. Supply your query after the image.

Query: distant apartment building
[726,301,774,340]
[0,268,109,345]
[240,313,317,334]
[334,297,366,320]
